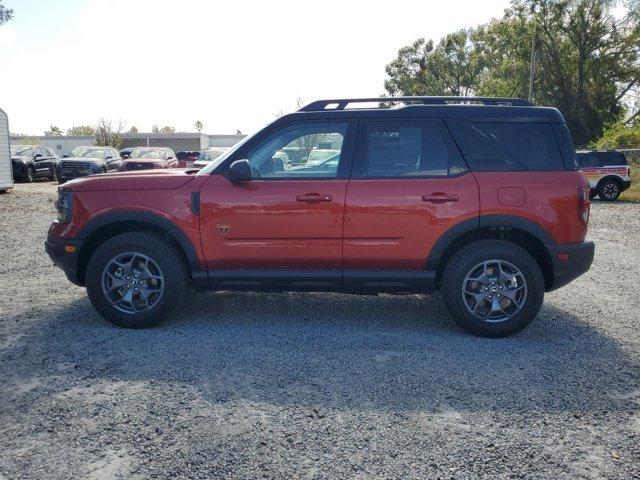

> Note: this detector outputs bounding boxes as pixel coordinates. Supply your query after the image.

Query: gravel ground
[1,181,639,479]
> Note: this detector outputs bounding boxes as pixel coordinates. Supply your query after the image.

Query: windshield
[306,149,340,165]
[131,149,165,159]
[196,135,253,175]
[11,146,33,156]
[69,147,105,158]
[197,149,226,162]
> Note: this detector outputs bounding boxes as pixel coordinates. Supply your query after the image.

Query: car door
[34,148,50,177]
[166,149,177,168]
[198,120,356,288]
[342,118,479,288]
[105,148,119,171]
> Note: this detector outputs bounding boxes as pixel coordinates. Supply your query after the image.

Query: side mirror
[106,155,113,160]
[34,153,42,158]
[227,159,252,182]
[63,154,69,158]
[122,154,130,159]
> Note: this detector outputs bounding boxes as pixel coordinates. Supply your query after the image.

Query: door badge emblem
[217,224,231,235]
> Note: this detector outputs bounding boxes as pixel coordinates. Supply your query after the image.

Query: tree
[49,125,62,136]
[67,125,95,136]
[152,125,175,133]
[128,126,139,133]
[592,121,640,148]
[384,0,640,146]
[94,118,124,149]
[0,1,13,27]
[194,120,203,132]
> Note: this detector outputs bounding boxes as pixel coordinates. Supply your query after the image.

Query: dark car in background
[11,145,60,182]
[176,150,200,168]
[58,146,122,184]
[119,147,136,160]
[119,147,178,171]
[191,147,229,170]
[577,150,631,201]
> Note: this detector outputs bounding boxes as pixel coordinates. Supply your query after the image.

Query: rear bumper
[45,235,84,286]
[546,241,595,291]
[621,180,631,192]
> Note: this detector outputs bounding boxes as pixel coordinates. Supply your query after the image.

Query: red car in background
[119,147,178,171]
[176,151,200,168]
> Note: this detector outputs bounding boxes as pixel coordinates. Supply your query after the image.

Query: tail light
[578,186,590,227]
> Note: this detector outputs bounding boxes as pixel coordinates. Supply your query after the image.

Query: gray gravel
[1,181,639,479]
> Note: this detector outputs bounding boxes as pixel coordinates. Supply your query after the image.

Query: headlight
[55,191,73,223]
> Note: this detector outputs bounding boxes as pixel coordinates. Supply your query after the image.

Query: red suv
[46,97,594,337]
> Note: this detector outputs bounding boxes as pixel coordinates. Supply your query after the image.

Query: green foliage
[0,1,13,26]
[93,118,124,149]
[128,126,139,133]
[592,122,640,149]
[384,0,640,146]
[67,125,95,136]
[194,120,203,132]
[151,125,175,134]
[49,125,62,136]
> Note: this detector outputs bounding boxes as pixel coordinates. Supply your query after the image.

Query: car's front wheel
[50,166,59,182]
[85,232,188,328]
[441,240,545,337]
[26,166,35,182]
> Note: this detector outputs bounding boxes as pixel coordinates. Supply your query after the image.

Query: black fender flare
[75,210,203,271]
[425,214,555,270]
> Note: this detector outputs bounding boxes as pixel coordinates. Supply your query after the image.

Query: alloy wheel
[101,252,164,314]
[461,259,528,322]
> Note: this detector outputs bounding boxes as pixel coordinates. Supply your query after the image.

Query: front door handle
[297,193,332,202]
[422,193,459,203]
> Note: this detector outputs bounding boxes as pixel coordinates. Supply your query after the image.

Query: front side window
[353,119,466,178]
[246,122,348,179]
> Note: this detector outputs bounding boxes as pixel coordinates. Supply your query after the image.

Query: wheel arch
[595,175,623,190]
[427,215,555,290]
[75,211,203,286]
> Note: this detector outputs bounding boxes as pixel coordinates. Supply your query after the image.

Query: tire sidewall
[26,166,35,182]
[442,241,545,337]
[86,234,186,328]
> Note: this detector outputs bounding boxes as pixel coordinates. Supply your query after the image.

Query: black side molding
[191,191,200,215]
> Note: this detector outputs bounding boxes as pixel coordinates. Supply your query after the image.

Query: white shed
[0,108,13,192]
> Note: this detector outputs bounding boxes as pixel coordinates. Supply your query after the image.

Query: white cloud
[0,0,510,135]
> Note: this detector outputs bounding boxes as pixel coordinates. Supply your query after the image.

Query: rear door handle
[297,193,332,202]
[422,193,459,203]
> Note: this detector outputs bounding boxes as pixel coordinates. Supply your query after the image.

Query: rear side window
[353,119,467,178]
[447,119,564,171]
[577,152,627,168]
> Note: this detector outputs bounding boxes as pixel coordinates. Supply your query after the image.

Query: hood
[60,168,196,192]
[62,156,104,163]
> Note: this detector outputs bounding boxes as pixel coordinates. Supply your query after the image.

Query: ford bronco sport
[46,97,594,337]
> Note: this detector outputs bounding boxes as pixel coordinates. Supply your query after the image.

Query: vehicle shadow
[2,290,638,414]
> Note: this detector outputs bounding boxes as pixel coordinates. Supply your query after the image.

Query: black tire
[26,166,35,183]
[440,239,545,338]
[51,167,59,182]
[598,179,621,201]
[85,232,188,328]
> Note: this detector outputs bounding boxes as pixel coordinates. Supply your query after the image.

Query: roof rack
[299,96,534,112]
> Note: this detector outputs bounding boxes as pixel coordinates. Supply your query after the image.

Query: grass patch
[620,161,640,203]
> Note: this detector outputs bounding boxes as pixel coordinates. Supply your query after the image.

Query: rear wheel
[598,179,621,201]
[51,166,59,181]
[441,240,545,337]
[85,232,188,328]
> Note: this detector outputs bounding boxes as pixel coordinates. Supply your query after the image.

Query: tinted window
[247,122,348,179]
[447,120,564,171]
[596,152,627,166]
[576,153,600,168]
[354,119,466,178]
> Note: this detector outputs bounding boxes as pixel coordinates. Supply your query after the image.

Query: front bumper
[546,241,595,291]
[45,235,84,286]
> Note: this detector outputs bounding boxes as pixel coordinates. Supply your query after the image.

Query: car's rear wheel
[50,166,59,181]
[26,166,35,182]
[85,232,187,328]
[441,240,544,337]
[598,179,621,201]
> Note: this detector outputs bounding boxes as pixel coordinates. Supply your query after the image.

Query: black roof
[279,97,565,124]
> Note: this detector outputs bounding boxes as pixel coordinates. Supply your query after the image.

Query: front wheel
[85,232,188,328]
[440,240,545,337]
[51,167,59,181]
[26,166,35,182]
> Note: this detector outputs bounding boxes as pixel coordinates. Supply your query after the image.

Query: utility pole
[528,26,537,103]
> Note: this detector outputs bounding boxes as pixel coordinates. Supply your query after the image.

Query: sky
[0,0,511,135]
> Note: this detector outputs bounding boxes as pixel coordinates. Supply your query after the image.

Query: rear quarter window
[446,119,564,171]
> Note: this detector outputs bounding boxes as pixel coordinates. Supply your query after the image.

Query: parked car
[119,147,136,160]
[46,96,594,337]
[58,146,121,184]
[176,151,200,168]
[576,150,631,201]
[11,145,60,182]
[191,148,229,170]
[119,147,178,171]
